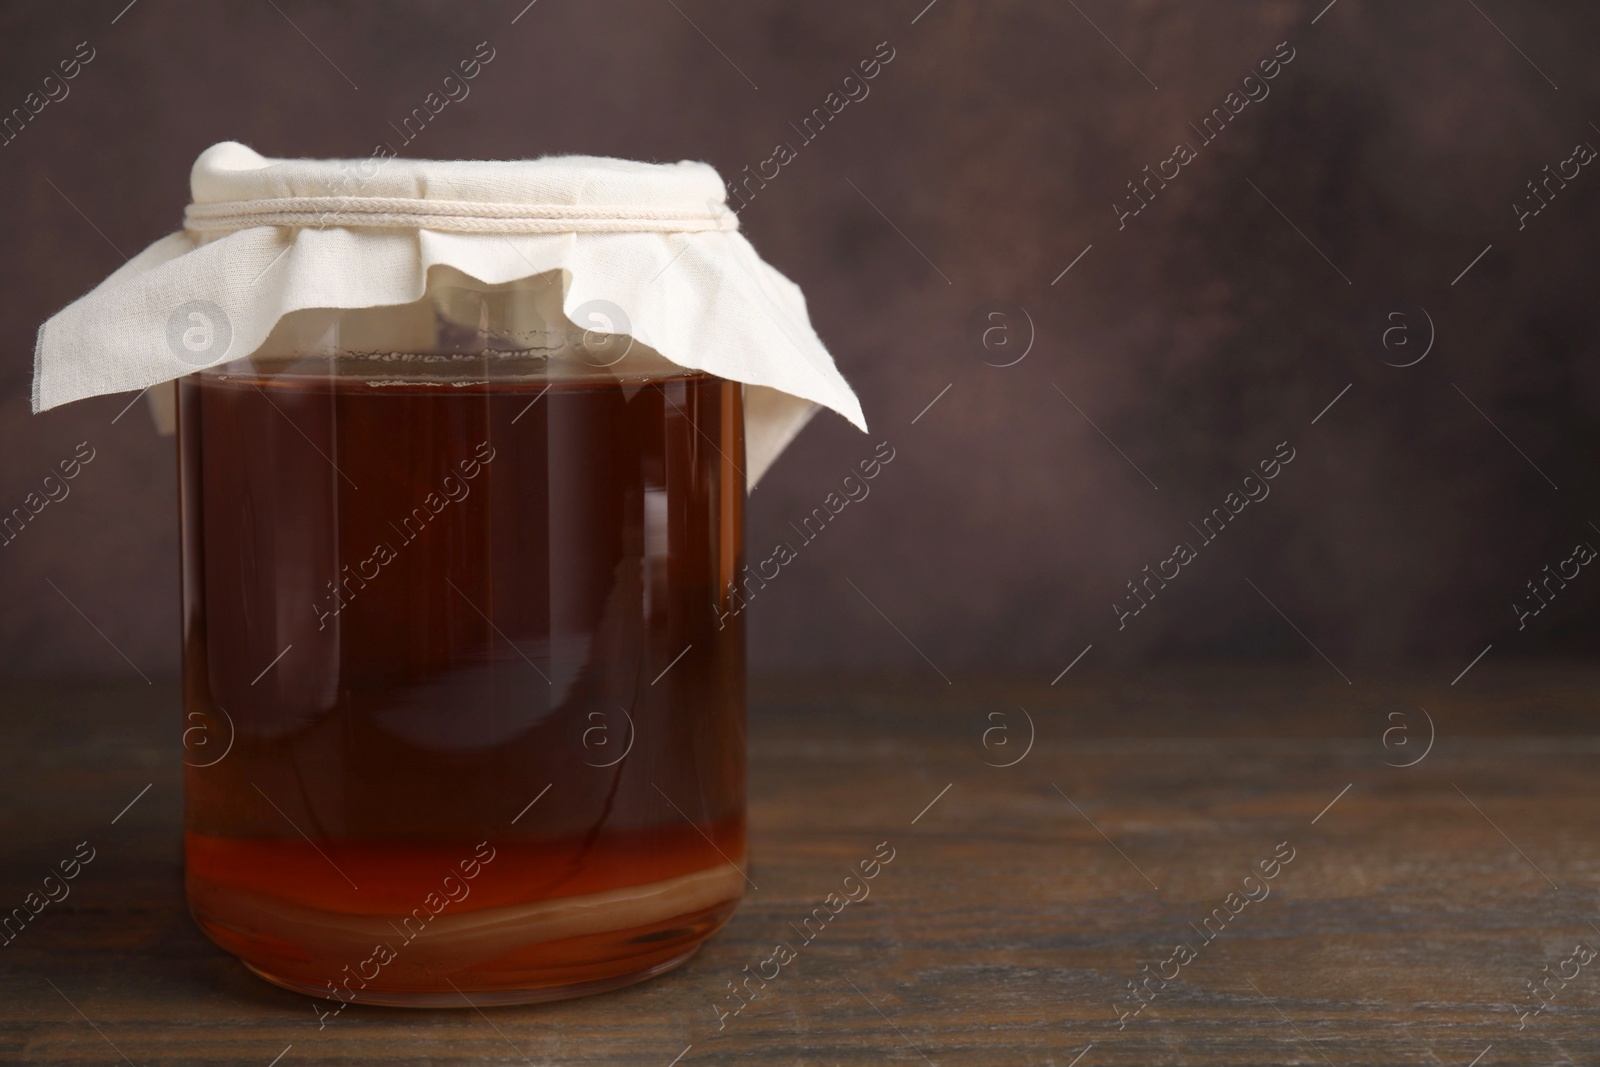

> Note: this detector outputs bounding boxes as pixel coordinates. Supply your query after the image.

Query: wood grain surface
[3,664,1598,1065]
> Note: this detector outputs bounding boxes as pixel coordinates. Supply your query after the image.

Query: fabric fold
[34,142,865,486]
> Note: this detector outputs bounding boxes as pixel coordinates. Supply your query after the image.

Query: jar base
[189,854,745,1006]
[240,943,704,1008]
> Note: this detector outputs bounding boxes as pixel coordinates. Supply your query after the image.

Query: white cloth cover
[33,142,866,486]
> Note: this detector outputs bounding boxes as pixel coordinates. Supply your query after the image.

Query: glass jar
[176,268,747,1006]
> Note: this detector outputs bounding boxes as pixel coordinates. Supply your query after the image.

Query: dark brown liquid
[177,367,745,1004]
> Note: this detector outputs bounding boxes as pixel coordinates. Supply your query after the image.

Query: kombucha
[177,365,746,1005]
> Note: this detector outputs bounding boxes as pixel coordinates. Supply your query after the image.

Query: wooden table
[4,664,1598,1065]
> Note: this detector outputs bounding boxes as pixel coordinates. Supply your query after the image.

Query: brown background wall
[2,0,1598,680]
